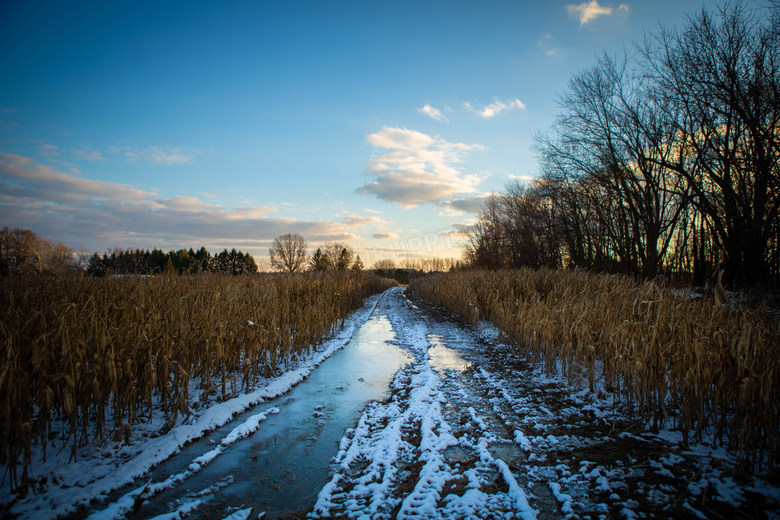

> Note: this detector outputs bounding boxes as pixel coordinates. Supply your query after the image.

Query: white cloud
[508,174,538,183]
[537,33,560,58]
[366,127,435,151]
[438,193,496,216]
[372,232,399,240]
[38,144,60,158]
[342,214,400,243]
[225,206,279,220]
[74,148,105,161]
[358,127,484,207]
[109,145,194,165]
[0,153,356,255]
[418,104,448,122]
[463,98,526,119]
[442,228,468,238]
[0,152,155,205]
[158,195,217,213]
[567,0,614,25]
[342,215,388,227]
[147,147,193,165]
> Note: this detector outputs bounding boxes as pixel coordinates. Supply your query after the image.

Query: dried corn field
[0,272,394,492]
[410,269,780,471]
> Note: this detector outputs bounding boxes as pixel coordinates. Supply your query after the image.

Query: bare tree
[527,2,780,286]
[269,233,308,273]
[30,237,74,275]
[644,3,780,286]
[0,227,36,276]
[537,52,689,278]
[372,258,396,270]
[321,242,354,270]
[0,227,75,276]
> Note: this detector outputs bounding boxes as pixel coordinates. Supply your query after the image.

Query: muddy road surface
[61,288,780,519]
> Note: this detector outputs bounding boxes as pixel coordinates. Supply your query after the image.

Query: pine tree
[86,253,107,277]
[352,255,364,272]
[337,247,353,270]
[310,247,329,272]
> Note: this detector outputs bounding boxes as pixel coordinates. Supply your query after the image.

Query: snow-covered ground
[3,287,779,519]
[1,291,388,520]
[311,289,780,519]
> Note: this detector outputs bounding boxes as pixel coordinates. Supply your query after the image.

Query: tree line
[0,227,259,277]
[466,4,779,289]
[269,233,365,273]
[85,246,258,276]
[0,227,79,276]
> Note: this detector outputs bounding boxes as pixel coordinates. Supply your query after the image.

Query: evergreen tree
[242,252,259,273]
[337,247,353,270]
[150,248,167,274]
[194,246,210,272]
[165,256,176,274]
[352,255,364,272]
[86,253,107,276]
[310,247,329,272]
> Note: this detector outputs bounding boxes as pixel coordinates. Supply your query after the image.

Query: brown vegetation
[0,227,77,277]
[410,269,780,472]
[0,271,394,492]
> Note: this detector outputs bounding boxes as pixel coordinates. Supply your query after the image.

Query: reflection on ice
[427,334,471,374]
[107,311,410,520]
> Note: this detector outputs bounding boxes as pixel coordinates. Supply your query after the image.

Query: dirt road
[308,287,778,520]
[21,287,777,520]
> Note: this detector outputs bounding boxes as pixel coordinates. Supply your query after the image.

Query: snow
[147,498,202,520]
[311,289,540,519]
[6,286,778,519]
[495,458,537,519]
[221,508,254,520]
[548,482,574,515]
[2,289,387,520]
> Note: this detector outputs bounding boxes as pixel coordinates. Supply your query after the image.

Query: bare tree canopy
[642,2,780,286]
[372,258,396,270]
[468,2,780,289]
[269,233,308,273]
[0,227,75,276]
[310,241,357,271]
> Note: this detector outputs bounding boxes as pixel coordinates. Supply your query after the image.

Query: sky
[0,0,734,268]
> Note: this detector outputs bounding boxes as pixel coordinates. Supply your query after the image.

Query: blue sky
[0,0,730,267]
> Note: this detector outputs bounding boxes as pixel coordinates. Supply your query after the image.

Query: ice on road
[8,287,777,520]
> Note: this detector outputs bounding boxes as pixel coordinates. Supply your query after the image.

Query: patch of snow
[4,289,390,520]
[221,508,253,520]
[147,498,202,520]
[548,481,574,514]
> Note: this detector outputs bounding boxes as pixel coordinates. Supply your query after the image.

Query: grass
[409,268,779,472]
[0,271,394,492]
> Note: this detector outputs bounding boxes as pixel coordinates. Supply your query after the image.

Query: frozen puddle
[82,307,411,520]
[427,333,471,375]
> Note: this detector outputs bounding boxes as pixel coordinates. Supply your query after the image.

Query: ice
[6,286,778,519]
[5,289,389,520]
